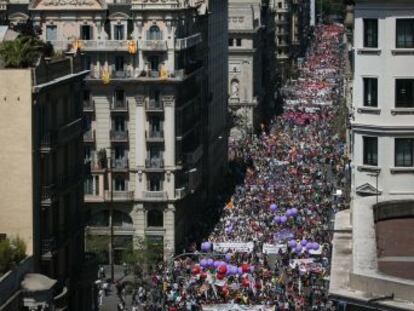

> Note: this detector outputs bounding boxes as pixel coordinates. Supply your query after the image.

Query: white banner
[213,242,254,253]
[202,305,274,311]
[262,243,287,254]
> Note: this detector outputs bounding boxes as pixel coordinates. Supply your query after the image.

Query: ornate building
[3,0,228,261]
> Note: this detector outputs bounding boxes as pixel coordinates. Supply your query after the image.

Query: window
[113,211,133,227]
[84,176,94,195]
[395,79,414,108]
[114,89,125,104]
[395,138,413,167]
[236,38,242,47]
[363,136,378,166]
[228,38,234,46]
[114,177,126,191]
[114,24,125,40]
[115,56,124,72]
[46,25,57,41]
[82,55,91,71]
[149,178,161,191]
[147,209,163,227]
[148,56,160,71]
[363,19,378,48]
[363,78,378,107]
[113,116,126,131]
[80,25,92,40]
[148,25,162,40]
[83,90,90,103]
[396,19,414,48]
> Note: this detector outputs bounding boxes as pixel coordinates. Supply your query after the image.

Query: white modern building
[351,0,414,198]
[330,1,414,309]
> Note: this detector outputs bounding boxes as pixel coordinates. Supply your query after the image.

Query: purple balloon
[273,216,281,224]
[288,240,297,248]
[280,215,288,223]
[295,245,303,253]
[312,242,320,250]
[291,208,298,216]
[237,267,243,275]
[200,259,208,267]
[225,253,232,262]
[207,258,214,267]
[213,261,221,268]
[300,239,308,247]
[286,209,293,217]
[270,203,278,211]
[201,241,211,252]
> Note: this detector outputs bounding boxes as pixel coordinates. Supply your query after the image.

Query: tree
[0,237,26,275]
[120,237,164,276]
[85,234,110,264]
[0,36,44,68]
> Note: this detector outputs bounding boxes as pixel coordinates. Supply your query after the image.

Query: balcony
[87,61,203,83]
[184,145,203,164]
[58,118,83,144]
[83,129,95,143]
[145,130,164,143]
[175,33,202,50]
[175,187,189,200]
[145,100,164,113]
[41,185,56,207]
[83,100,94,112]
[110,130,129,143]
[41,238,56,259]
[142,191,168,201]
[104,190,134,201]
[40,131,56,153]
[145,158,164,170]
[110,100,128,112]
[111,158,129,171]
[140,40,168,51]
[49,40,133,52]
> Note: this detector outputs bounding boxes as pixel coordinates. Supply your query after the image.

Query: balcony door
[148,56,160,72]
[113,116,126,132]
[114,24,125,40]
[80,25,92,40]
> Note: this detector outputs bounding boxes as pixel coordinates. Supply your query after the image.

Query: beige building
[228,0,264,134]
[0,55,95,310]
[5,0,228,260]
[268,0,311,82]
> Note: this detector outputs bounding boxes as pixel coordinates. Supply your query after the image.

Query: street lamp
[105,147,115,282]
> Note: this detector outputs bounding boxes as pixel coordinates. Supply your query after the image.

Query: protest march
[105,23,349,311]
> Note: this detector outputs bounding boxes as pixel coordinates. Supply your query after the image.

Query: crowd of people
[161,23,348,311]
[102,23,349,311]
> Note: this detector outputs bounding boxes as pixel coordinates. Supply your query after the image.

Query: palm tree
[0,36,44,68]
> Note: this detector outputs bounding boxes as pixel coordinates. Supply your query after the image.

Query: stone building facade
[3,0,228,260]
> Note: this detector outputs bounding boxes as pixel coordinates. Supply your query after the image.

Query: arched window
[89,211,109,227]
[147,25,162,40]
[147,209,163,227]
[113,210,133,228]
[231,79,240,98]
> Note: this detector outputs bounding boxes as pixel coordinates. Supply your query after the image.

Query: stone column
[164,204,176,258]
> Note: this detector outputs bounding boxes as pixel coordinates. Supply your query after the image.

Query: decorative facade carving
[43,0,94,6]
